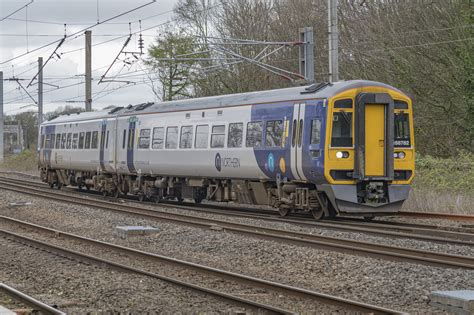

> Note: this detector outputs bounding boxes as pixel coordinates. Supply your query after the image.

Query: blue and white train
[39,80,415,220]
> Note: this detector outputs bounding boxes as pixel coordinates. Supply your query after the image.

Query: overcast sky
[1,0,177,115]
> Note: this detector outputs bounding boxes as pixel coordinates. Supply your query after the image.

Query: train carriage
[39,80,415,220]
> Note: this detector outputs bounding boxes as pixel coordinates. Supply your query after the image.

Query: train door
[365,104,385,176]
[290,103,307,181]
[99,120,107,172]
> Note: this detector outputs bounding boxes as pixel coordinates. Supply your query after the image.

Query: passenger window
[61,133,66,149]
[55,134,61,149]
[152,127,164,149]
[66,133,72,149]
[310,119,321,145]
[91,131,99,149]
[246,121,263,147]
[165,126,178,149]
[228,123,243,148]
[331,112,352,147]
[211,125,225,148]
[394,113,411,147]
[45,135,51,149]
[106,130,109,149]
[78,132,85,149]
[85,132,91,149]
[195,125,209,148]
[41,135,45,149]
[72,133,79,149]
[138,129,151,149]
[265,120,283,147]
[180,126,193,149]
[122,129,126,149]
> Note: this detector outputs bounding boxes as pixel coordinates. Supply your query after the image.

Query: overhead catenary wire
[0,0,157,65]
[0,0,34,22]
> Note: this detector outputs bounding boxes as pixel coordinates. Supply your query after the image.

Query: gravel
[2,185,474,314]
[0,235,245,313]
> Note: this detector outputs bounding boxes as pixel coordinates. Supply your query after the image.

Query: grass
[405,151,474,214]
[0,150,38,173]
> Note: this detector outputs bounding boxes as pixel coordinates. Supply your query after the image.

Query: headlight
[394,151,406,159]
[336,151,349,159]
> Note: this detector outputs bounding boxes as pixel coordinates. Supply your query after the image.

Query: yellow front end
[321,86,415,215]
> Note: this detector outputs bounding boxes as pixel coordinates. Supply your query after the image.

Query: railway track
[0,216,403,314]
[1,175,473,244]
[0,283,65,315]
[399,211,474,222]
[1,178,473,269]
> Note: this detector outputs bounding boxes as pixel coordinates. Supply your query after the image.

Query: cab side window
[331,112,352,147]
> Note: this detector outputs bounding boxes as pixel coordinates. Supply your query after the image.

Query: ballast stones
[429,290,474,315]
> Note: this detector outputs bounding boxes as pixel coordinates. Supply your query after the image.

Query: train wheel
[102,190,108,197]
[57,183,62,190]
[278,207,290,217]
[363,215,374,221]
[138,194,145,202]
[311,207,325,220]
[113,190,120,199]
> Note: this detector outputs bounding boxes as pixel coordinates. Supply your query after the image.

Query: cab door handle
[379,140,384,147]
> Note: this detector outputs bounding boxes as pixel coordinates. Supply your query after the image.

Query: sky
[0,0,178,116]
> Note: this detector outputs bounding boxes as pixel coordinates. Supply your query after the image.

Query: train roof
[43,80,406,125]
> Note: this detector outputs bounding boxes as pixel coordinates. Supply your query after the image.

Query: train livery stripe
[126,121,136,173]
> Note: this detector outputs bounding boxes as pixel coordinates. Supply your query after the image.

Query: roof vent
[134,102,154,111]
[301,82,332,94]
[108,107,124,114]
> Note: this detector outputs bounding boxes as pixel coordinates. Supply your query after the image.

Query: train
[38,80,415,220]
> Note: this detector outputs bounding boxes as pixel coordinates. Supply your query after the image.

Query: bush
[413,151,474,194]
[1,150,38,172]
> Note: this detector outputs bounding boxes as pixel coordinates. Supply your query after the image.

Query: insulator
[138,33,144,54]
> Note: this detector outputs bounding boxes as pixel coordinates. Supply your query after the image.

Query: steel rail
[0,217,404,314]
[0,182,473,269]
[0,175,472,244]
[0,228,292,315]
[0,283,65,315]
[399,211,474,222]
